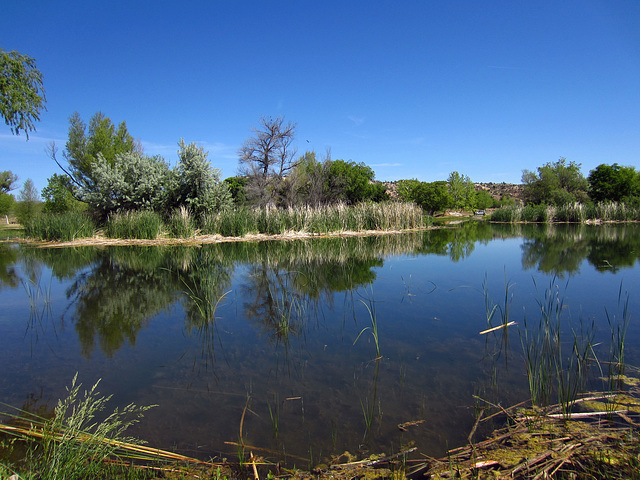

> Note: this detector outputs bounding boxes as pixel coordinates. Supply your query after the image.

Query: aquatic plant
[353,291,381,358]
[24,212,96,241]
[105,210,163,239]
[166,206,197,238]
[0,374,210,479]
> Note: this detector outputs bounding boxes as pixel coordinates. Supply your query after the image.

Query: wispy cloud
[348,115,365,127]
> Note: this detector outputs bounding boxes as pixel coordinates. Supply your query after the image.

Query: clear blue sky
[2,1,639,195]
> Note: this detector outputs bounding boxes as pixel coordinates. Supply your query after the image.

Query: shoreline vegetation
[3,200,640,247]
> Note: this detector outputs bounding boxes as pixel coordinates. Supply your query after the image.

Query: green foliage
[588,163,640,203]
[15,179,41,225]
[223,176,248,206]
[106,211,163,240]
[0,170,19,193]
[42,173,86,213]
[60,111,140,192]
[328,159,379,204]
[0,192,14,217]
[5,374,154,480]
[24,212,96,241]
[414,181,452,214]
[83,151,170,216]
[522,158,589,206]
[447,171,475,210]
[474,189,498,210]
[0,48,46,138]
[397,179,452,214]
[166,139,232,218]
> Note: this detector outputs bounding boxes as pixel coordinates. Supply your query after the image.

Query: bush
[24,212,96,241]
[106,211,163,239]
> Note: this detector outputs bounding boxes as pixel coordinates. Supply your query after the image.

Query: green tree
[15,178,41,224]
[166,139,232,218]
[448,171,474,210]
[0,171,19,193]
[0,48,46,138]
[0,193,14,218]
[50,112,140,194]
[223,176,248,206]
[328,159,383,204]
[473,189,498,210]
[42,173,86,213]
[522,158,589,206]
[413,181,451,214]
[588,163,640,203]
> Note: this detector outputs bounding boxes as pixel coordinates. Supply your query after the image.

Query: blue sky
[1,1,639,195]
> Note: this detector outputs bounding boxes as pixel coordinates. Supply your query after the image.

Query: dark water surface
[1,222,640,464]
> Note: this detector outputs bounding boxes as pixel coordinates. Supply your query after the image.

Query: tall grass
[24,212,96,241]
[519,278,596,414]
[201,202,427,237]
[1,374,155,480]
[490,201,640,223]
[166,206,197,238]
[106,211,163,239]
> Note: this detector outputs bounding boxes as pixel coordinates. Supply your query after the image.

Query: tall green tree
[447,171,474,210]
[522,158,589,206]
[588,163,640,203]
[50,112,140,194]
[0,48,46,138]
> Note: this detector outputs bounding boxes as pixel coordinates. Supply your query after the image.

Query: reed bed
[201,202,427,237]
[106,211,163,239]
[490,201,640,223]
[23,212,96,242]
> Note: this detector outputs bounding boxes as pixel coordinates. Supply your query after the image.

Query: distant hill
[380,181,525,204]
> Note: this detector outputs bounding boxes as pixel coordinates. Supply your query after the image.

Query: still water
[1,222,639,464]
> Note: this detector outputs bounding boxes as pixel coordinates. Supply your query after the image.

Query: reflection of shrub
[24,212,96,241]
[106,211,162,239]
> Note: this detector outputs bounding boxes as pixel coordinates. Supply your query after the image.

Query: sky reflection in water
[1,222,639,463]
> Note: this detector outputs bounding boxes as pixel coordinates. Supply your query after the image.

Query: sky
[1,1,639,195]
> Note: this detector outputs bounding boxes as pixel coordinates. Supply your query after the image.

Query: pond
[1,221,640,466]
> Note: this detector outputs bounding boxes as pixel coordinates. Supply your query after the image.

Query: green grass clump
[1,374,155,480]
[166,207,197,238]
[24,212,96,241]
[106,211,163,239]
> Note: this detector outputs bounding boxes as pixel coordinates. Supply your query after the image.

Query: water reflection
[2,223,640,463]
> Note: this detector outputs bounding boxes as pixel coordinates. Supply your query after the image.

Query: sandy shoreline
[4,227,437,248]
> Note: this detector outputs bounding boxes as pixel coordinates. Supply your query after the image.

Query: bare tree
[238,116,297,206]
